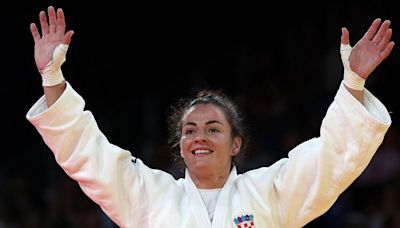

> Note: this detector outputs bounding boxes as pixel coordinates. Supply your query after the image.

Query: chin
[189,162,212,172]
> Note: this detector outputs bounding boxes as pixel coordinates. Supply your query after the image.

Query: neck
[189,168,231,189]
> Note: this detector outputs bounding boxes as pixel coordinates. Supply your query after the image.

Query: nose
[194,131,207,143]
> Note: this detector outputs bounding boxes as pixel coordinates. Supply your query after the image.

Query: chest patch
[233,214,255,228]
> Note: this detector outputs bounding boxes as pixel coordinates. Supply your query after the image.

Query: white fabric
[26,81,391,228]
[340,43,366,91]
[198,188,222,222]
[40,44,68,86]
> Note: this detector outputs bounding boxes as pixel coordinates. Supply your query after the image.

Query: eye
[184,129,195,135]
[209,128,220,133]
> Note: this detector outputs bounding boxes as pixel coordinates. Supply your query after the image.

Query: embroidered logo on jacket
[233,214,255,228]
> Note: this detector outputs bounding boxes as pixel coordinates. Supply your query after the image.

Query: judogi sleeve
[245,81,391,227]
[26,82,174,227]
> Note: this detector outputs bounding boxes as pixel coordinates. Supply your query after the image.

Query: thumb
[341,27,350,45]
[340,27,352,66]
[63,30,74,45]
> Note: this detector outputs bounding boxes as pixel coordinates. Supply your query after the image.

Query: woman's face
[180,103,242,175]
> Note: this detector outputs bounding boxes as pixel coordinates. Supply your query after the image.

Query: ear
[231,137,242,156]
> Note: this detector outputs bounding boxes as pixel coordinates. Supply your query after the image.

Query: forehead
[182,104,227,123]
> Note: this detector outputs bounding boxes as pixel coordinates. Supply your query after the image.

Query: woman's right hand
[30,6,74,71]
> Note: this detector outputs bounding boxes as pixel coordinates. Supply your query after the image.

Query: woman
[27,6,394,228]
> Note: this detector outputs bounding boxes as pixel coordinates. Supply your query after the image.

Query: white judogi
[26,81,391,228]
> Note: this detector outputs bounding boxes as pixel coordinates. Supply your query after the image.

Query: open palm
[30,6,74,71]
[341,18,394,79]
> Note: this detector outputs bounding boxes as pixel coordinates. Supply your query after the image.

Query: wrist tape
[340,44,365,91]
[40,44,69,87]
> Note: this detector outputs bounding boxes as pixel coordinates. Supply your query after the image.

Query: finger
[372,20,391,44]
[48,6,57,33]
[39,10,49,35]
[380,41,395,61]
[30,23,41,42]
[56,8,66,35]
[378,29,392,50]
[63,30,74,44]
[341,27,350,45]
[363,18,381,40]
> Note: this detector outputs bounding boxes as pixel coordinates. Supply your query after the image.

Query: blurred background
[1,0,399,227]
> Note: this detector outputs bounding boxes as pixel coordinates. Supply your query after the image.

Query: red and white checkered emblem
[234,214,255,228]
[237,221,254,228]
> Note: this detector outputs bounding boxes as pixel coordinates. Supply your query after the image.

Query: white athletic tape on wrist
[340,43,365,91]
[40,44,69,87]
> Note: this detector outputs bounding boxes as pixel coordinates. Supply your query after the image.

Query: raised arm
[341,18,394,102]
[30,6,74,106]
[243,18,394,228]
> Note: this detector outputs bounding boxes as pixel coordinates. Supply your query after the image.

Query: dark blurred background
[1,0,399,227]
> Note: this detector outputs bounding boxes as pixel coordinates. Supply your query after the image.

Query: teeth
[194,150,211,154]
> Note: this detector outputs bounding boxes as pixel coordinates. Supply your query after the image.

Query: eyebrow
[183,120,224,127]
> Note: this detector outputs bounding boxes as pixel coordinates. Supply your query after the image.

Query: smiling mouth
[192,149,213,155]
